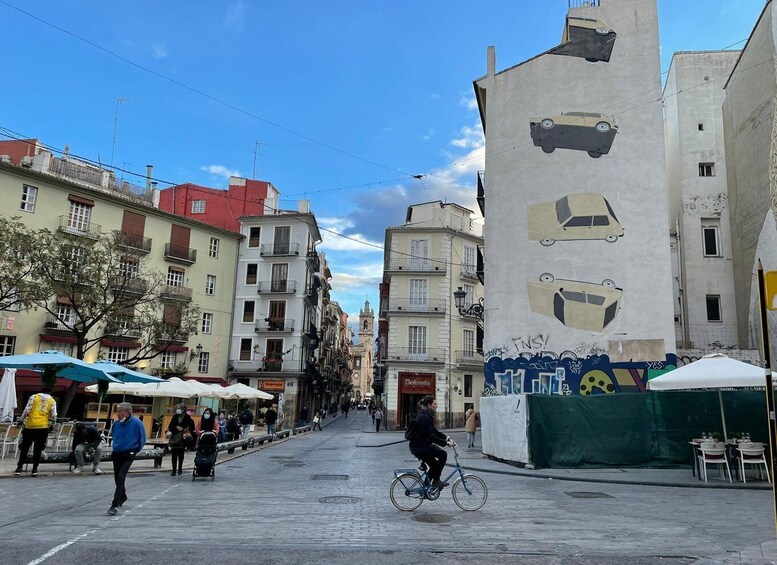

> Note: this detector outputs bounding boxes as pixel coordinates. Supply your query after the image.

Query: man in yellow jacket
[14,386,57,477]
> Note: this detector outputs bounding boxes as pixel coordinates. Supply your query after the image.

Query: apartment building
[0,139,241,405]
[378,201,484,430]
[228,206,328,424]
[474,0,676,396]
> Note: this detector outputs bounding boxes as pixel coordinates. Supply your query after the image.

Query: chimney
[151,182,160,208]
[487,46,496,78]
[146,165,154,190]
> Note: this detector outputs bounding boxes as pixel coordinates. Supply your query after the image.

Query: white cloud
[459,95,478,111]
[200,164,241,179]
[151,43,168,60]
[318,226,383,252]
[450,124,484,149]
[422,128,436,142]
[224,1,246,31]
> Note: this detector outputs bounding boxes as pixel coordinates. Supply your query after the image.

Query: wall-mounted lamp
[454,287,484,321]
[253,344,262,355]
[453,377,462,395]
[190,343,203,360]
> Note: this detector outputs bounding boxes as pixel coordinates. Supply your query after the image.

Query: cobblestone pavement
[0,413,775,565]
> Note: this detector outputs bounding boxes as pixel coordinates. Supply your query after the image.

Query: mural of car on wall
[528,192,624,246]
[527,273,622,332]
[548,16,617,63]
[529,112,618,158]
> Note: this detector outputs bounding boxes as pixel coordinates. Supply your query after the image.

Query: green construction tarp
[526,391,771,468]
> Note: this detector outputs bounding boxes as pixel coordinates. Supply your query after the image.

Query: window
[698,123,704,131]
[271,263,288,292]
[243,300,255,323]
[248,227,261,248]
[462,284,475,308]
[57,304,75,327]
[699,162,715,177]
[201,312,213,334]
[108,347,129,363]
[68,200,92,232]
[702,220,721,257]
[20,185,37,213]
[205,275,216,296]
[167,267,184,287]
[245,264,258,285]
[47,341,72,356]
[273,226,291,254]
[209,237,219,258]
[191,200,206,214]
[354,357,361,369]
[119,257,139,279]
[463,329,475,357]
[409,279,428,307]
[706,295,722,322]
[239,338,253,361]
[160,350,174,369]
[64,245,86,275]
[408,325,427,356]
[463,245,476,275]
[464,374,473,398]
[409,239,430,270]
[198,351,210,373]
[0,336,16,356]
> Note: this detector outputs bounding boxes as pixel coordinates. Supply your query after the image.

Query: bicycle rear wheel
[390,473,425,511]
[452,474,487,511]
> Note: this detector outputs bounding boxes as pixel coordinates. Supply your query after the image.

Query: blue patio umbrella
[0,350,120,383]
[90,361,164,383]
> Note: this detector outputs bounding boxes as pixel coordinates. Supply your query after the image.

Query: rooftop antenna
[252,141,266,179]
[110,97,128,168]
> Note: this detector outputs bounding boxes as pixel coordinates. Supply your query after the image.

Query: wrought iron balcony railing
[255,318,295,332]
[257,280,297,294]
[260,242,300,257]
[387,298,446,314]
[384,347,446,363]
[58,215,101,239]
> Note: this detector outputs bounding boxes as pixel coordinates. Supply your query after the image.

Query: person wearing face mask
[196,408,219,446]
[216,411,227,442]
[167,403,195,476]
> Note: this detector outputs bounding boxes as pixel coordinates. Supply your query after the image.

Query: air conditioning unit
[20,156,33,167]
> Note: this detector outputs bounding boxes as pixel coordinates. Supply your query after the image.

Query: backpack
[404,419,419,441]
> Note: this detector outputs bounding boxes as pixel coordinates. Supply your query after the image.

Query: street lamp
[454,287,484,321]
[190,343,203,360]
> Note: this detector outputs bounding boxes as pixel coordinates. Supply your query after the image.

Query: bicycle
[390,442,488,511]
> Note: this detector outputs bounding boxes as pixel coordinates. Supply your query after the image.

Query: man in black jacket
[238,408,254,439]
[71,423,103,474]
[408,395,452,488]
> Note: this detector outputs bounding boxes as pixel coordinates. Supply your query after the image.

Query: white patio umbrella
[647,353,774,440]
[221,382,274,400]
[184,379,227,398]
[85,382,148,394]
[132,377,199,398]
[0,368,18,422]
[86,362,164,424]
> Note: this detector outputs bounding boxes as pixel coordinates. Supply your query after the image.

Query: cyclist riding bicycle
[408,395,453,488]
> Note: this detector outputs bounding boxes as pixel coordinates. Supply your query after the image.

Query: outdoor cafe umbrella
[647,353,774,440]
[0,368,18,422]
[131,377,200,398]
[0,350,120,384]
[89,362,165,423]
[220,382,274,400]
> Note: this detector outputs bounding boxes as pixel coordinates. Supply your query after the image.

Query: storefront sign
[399,372,435,394]
[258,380,285,392]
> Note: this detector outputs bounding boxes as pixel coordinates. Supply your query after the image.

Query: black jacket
[168,413,195,435]
[226,416,242,434]
[71,425,102,451]
[264,408,277,425]
[408,407,446,451]
[239,409,254,425]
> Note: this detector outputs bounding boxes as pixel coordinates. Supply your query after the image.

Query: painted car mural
[548,16,617,63]
[528,274,622,332]
[529,112,618,158]
[528,192,623,246]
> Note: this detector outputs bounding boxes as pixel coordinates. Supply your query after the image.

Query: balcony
[460,267,479,281]
[260,242,300,257]
[476,170,485,216]
[229,359,263,374]
[455,349,484,366]
[43,314,75,334]
[385,347,446,363]
[306,251,321,271]
[164,243,197,265]
[257,280,297,294]
[104,321,142,340]
[111,276,148,296]
[386,257,446,273]
[161,285,193,301]
[476,246,485,285]
[154,325,187,344]
[255,318,295,333]
[58,215,101,240]
[388,298,446,314]
[115,232,152,254]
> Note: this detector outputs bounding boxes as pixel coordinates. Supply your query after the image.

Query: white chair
[698,442,732,483]
[1,423,21,459]
[54,422,75,451]
[738,443,770,484]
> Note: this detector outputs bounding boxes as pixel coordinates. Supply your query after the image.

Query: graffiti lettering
[484,346,510,361]
[512,334,550,353]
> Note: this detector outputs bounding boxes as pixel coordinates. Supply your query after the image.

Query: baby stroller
[192,431,218,481]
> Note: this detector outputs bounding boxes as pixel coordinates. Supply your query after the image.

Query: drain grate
[283,462,305,467]
[310,474,349,480]
[270,456,297,460]
[318,496,362,504]
[565,491,615,499]
[411,513,453,524]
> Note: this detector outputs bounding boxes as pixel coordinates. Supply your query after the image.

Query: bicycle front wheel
[390,473,425,511]
[452,474,488,511]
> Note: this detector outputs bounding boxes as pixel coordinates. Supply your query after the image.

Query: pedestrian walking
[375,408,383,432]
[14,386,57,477]
[226,413,242,441]
[465,407,478,448]
[312,410,322,431]
[265,404,277,436]
[71,423,103,474]
[371,407,376,424]
[216,411,227,443]
[239,406,254,439]
[167,402,195,476]
[107,402,146,516]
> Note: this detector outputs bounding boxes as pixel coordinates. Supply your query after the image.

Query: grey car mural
[530,112,618,158]
[528,193,623,246]
[548,16,617,63]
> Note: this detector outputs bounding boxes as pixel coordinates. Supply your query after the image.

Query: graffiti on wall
[485,352,676,396]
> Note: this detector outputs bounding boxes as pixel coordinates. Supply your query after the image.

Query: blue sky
[0,0,764,329]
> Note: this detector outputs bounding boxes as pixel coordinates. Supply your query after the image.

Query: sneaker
[118,494,127,507]
[73,467,83,474]
[13,468,22,476]
[92,467,102,475]
[107,506,118,516]
[31,468,38,477]
[431,479,449,488]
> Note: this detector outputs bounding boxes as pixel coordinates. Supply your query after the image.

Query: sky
[0,0,765,334]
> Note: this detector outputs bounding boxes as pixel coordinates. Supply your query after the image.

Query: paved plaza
[0,412,775,565]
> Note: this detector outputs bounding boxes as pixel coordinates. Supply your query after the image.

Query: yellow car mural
[528,273,622,332]
[549,16,617,63]
[530,112,618,158]
[528,193,623,246]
